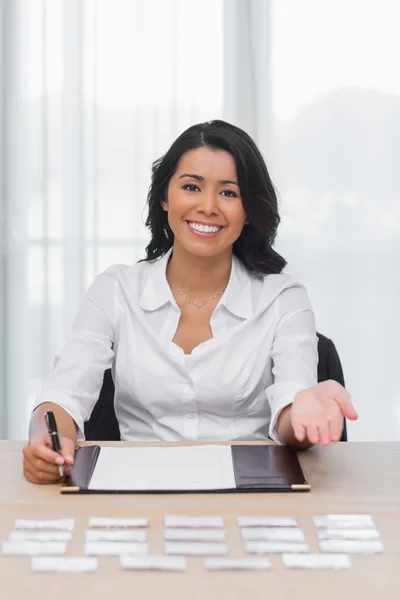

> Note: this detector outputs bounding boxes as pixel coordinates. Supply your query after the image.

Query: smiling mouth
[185,221,225,238]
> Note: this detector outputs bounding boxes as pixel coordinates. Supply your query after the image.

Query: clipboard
[60,445,310,494]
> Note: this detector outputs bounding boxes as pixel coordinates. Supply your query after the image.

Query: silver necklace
[169,281,225,309]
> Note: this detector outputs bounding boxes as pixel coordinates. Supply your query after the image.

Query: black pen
[44,409,64,478]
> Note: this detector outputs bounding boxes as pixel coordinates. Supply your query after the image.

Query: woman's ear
[161,199,168,212]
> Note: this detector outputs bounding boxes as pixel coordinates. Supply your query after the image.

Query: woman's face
[162,147,247,259]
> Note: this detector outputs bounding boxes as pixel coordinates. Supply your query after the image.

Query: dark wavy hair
[141,120,286,274]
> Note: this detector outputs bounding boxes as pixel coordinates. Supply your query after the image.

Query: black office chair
[84,332,348,442]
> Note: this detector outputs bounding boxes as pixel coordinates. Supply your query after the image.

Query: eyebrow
[179,173,239,187]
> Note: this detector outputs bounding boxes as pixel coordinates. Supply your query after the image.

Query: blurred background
[0,0,399,441]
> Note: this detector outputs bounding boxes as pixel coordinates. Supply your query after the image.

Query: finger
[292,422,306,442]
[33,458,60,476]
[329,415,343,442]
[24,467,60,485]
[306,424,320,445]
[318,422,330,447]
[30,441,64,466]
[60,439,76,464]
[24,467,40,484]
[36,469,61,484]
[292,417,307,442]
[24,453,60,480]
[341,400,358,421]
[327,383,358,420]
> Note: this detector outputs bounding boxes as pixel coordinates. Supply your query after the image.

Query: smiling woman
[24,120,357,485]
[145,120,285,275]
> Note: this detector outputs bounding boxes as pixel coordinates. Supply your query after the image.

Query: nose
[196,190,219,216]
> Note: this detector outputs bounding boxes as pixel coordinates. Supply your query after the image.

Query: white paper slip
[121,555,187,571]
[9,531,72,542]
[245,541,310,554]
[88,517,148,528]
[14,518,75,531]
[313,515,374,529]
[31,557,99,573]
[317,529,380,541]
[85,529,147,542]
[164,542,228,556]
[282,553,351,570]
[165,516,224,528]
[237,516,298,528]
[84,542,148,556]
[204,557,272,571]
[319,540,384,554]
[241,527,305,542]
[164,528,225,542]
[2,541,67,556]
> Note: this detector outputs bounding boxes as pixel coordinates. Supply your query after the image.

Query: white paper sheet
[88,517,148,528]
[31,557,98,573]
[237,516,298,528]
[282,554,351,570]
[245,541,310,554]
[9,531,72,542]
[85,529,147,542]
[88,446,236,491]
[204,557,272,571]
[165,516,224,528]
[240,527,305,542]
[2,541,67,556]
[120,555,187,571]
[313,515,374,529]
[164,528,225,542]
[164,542,228,556]
[84,542,148,556]
[319,540,384,554]
[14,519,75,531]
[317,529,380,541]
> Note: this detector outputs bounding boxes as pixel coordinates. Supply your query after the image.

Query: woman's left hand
[291,380,358,447]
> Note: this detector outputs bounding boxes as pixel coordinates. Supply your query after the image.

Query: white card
[2,541,67,556]
[31,557,99,573]
[282,553,351,570]
[313,515,374,529]
[327,514,373,521]
[319,539,384,554]
[164,528,225,542]
[14,519,75,531]
[88,517,148,528]
[241,527,305,542]
[164,516,224,528]
[237,516,298,528]
[84,542,148,556]
[121,555,187,571]
[245,541,310,554]
[317,528,380,541]
[85,529,147,542]
[9,531,72,542]
[204,557,272,571]
[164,542,228,556]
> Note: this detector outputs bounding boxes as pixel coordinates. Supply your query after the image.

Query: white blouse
[32,248,318,443]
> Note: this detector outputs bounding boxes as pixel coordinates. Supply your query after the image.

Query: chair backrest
[84,333,348,441]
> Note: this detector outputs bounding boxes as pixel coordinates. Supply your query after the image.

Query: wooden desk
[1,441,399,600]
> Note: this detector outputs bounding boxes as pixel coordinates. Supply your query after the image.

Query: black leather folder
[60,444,310,494]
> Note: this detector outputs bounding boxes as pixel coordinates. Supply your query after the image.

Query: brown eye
[183,183,200,192]
[220,189,238,198]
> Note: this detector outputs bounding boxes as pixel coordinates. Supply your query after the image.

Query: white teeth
[188,222,222,234]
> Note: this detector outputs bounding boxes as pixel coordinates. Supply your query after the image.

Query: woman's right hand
[23,434,76,484]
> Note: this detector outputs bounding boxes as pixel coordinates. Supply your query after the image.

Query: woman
[23,120,358,484]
